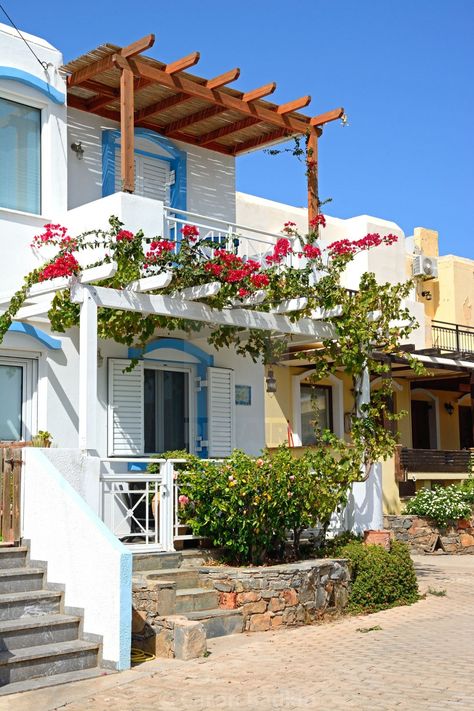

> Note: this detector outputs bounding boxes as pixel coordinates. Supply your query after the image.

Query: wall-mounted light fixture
[71,141,85,160]
[421,290,432,301]
[444,402,454,416]
[265,368,277,394]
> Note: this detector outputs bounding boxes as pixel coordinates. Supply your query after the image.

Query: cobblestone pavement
[5,554,474,711]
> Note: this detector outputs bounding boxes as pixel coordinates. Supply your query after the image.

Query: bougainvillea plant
[0,213,423,474]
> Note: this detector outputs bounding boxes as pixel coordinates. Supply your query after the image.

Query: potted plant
[31,430,53,448]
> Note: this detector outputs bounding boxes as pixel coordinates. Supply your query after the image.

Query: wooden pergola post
[114,55,136,193]
[306,129,319,227]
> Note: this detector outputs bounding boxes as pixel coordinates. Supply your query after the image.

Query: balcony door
[411,400,434,449]
[144,365,191,454]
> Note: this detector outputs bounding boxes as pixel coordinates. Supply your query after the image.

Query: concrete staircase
[0,546,103,695]
[133,551,243,640]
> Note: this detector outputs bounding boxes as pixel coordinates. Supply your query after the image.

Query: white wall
[0,23,67,294]
[22,449,132,669]
[68,108,236,222]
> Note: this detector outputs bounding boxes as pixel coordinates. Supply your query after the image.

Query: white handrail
[163,206,284,244]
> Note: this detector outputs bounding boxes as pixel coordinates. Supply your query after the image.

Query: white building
[0,22,437,676]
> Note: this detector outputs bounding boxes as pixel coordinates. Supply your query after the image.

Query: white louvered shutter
[108,359,144,456]
[207,367,235,458]
[115,151,170,203]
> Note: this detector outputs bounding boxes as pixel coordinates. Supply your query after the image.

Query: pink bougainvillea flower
[309,214,326,229]
[178,494,189,507]
[302,243,321,259]
[116,229,134,242]
[181,224,200,241]
[38,253,80,282]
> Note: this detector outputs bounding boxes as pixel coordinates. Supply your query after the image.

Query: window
[144,368,190,453]
[0,357,37,441]
[114,151,171,204]
[0,97,41,214]
[300,383,333,446]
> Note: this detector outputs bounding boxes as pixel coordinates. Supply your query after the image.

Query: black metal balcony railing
[431,321,474,356]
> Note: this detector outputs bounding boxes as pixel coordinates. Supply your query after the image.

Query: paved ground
[5,554,474,711]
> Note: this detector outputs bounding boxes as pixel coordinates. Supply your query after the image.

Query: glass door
[144,365,192,454]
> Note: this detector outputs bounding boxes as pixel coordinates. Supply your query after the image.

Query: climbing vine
[0,214,423,473]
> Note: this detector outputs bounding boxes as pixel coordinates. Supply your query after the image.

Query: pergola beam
[128,57,311,135]
[310,107,345,127]
[70,284,337,339]
[165,51,200,75]
[277,95,311,114]
[242,83,276,103]
[114,55,135,192]
[67,34,155,87]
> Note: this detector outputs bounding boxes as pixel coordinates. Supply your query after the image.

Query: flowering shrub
[160,444,362,565]
[404,486,473,527]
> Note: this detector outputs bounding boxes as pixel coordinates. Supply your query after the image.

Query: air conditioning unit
[412,255,438,279]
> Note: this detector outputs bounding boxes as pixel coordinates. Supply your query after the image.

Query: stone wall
[384,514,474,554]
[198,559,349,632]
[132,578,207,660]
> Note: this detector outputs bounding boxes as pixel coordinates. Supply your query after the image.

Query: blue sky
[5,0,474,256]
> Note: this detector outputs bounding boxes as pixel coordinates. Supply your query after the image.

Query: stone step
[145,568,200,589]
[132,552,183,572]
[185,608,244,639]
[0,666,113,697]
[180,550,209,569]
[0,639,99,686]
[0,614,80,651]
[0,547,28,569]
[175,588,219,614]
[0,590,62,621]
[0,568,44,594]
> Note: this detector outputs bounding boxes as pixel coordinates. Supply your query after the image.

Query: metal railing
[100,458,175,552]
[100,457,221,552]
[163,207,299,266]
[431,320,474,355]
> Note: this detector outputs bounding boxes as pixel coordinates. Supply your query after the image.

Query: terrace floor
[7,554,474,711]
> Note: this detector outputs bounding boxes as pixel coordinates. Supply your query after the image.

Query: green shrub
[167,445,361,565]
[404,486,472,527]
[458,477,474,505]
[340,540,419,613]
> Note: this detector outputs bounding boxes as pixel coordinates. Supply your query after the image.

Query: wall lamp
[421,290,432,301]
[71,141,85,160]
[444,402,454,416]
[265,369,277,394]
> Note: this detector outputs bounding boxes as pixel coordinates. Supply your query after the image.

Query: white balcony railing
[164,206,298,266]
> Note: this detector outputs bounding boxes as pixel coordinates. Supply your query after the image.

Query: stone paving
[5,554,474,711]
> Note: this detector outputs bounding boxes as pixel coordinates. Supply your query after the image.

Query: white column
[78,287,98,452]
[350,365,384,532]
[160,460,175,552]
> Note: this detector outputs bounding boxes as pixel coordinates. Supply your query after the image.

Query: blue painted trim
[101,128,187,214]
[128,338,213,458]
[8,322,62,350]
[128,338,214,366]
[0,67,65,104]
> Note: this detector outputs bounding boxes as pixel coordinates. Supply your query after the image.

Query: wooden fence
[0,444,25,544]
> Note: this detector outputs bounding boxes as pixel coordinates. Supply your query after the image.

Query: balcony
[431,320,474,357]
[395,445,473,482]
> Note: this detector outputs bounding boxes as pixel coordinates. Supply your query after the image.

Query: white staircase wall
[21,448,132,669]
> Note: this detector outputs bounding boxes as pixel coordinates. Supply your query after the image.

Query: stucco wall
[22,449,132,668]
[0,23,67,294]
[67,108,236,222]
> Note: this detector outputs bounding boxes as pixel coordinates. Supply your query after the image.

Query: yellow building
[263,225,474,516]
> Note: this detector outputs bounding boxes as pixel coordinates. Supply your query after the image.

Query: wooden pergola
[62,34,344,224]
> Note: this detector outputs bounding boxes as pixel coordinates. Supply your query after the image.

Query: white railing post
[78,286,98,452]
[159,460,174,551]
